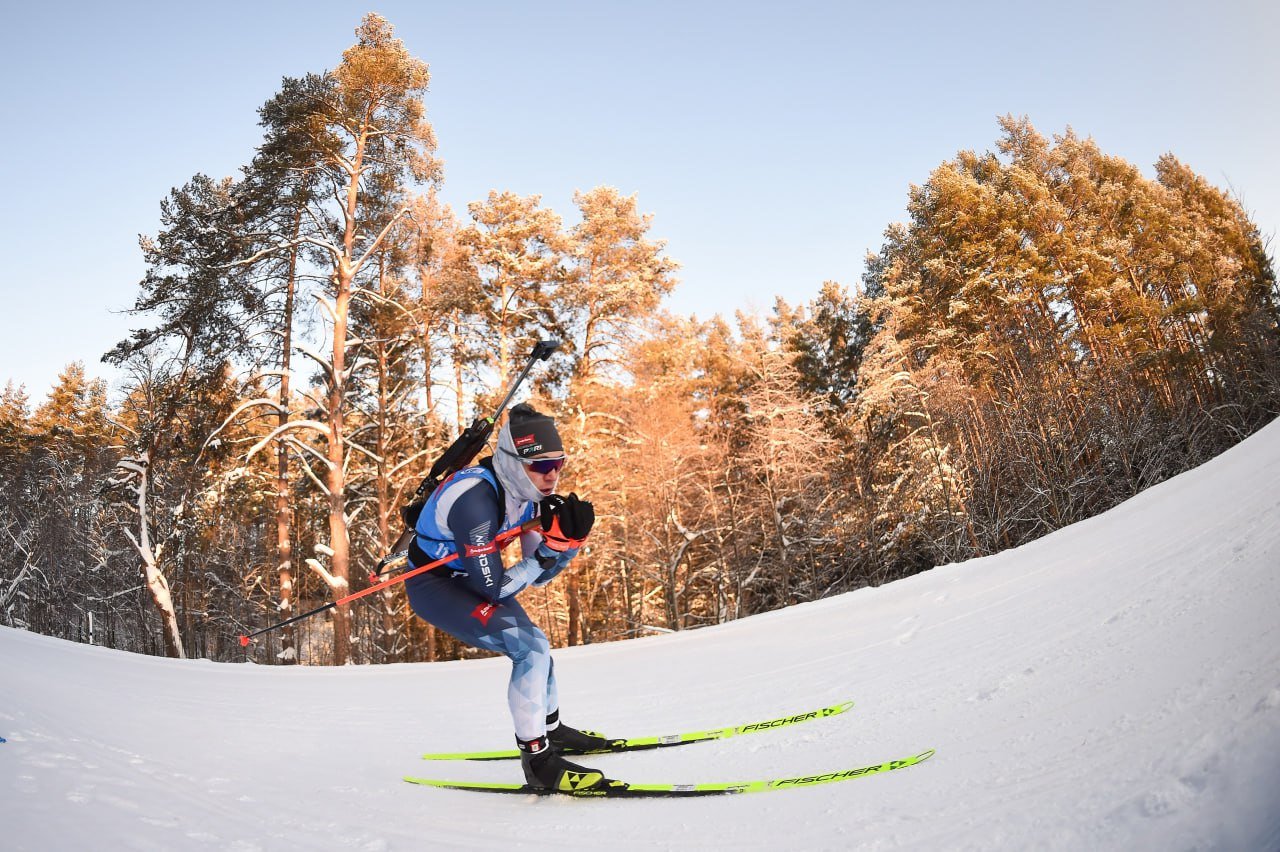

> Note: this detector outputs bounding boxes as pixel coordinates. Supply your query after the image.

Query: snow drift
[3,418,1279,850]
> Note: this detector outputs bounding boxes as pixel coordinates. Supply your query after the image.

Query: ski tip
[421,749,520,761]
[403,776,442,787]
[404,776,535,794]
[915,749,936,762]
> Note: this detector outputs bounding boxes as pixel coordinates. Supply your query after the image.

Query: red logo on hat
[514,433,537,448]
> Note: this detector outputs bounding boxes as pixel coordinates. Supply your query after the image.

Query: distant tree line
[2,17,1277,663]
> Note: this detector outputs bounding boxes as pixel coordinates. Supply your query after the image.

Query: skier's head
[504,403,564,459]
[495,403,566,500]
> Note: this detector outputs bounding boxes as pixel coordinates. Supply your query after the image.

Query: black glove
[538,493,595,551]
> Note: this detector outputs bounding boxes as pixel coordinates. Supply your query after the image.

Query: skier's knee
[500,622,549,662]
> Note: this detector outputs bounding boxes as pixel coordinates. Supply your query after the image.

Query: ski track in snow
[3,418,1280,850]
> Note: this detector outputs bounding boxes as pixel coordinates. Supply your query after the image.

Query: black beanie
[507,403,564,458]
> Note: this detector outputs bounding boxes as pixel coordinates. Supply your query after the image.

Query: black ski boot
[546,709,617,754]
[517,735,606,793]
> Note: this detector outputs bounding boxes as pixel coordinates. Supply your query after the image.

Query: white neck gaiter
[494,423,547,512]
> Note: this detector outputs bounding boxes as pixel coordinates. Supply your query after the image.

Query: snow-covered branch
[222,239,292,270]
[289,443,331,495]
[295,386,327,411]
[345,438,385,466]
[350,284,422,326]
[285,435,331,468]
[245,421,333,464]
[292,339,336,385]
[310,291,339,325]
[389,448,433,477]
[203,398,287,452]
[295,234,343,259]
[114,458,148,478]
[304,558,349,594]
[352,205,411,274]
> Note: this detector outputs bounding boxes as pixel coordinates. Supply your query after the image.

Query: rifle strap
[477,455,507,525]
[406,456,511,572]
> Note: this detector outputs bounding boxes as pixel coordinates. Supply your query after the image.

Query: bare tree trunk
[327,260,353,665]
[372,263,400,662]
[566,571,581,646]
[275,214,300,664]
[320,121,375,666]
[498,279,511,381]
[425,624,438,662]
[447,322,466,427]
[115,453,185,658]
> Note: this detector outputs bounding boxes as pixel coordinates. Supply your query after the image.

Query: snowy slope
[3,419,1279,851]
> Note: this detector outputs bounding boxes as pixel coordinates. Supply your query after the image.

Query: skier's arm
[441,482,512,603]
[500,545,565,595]
[505,527,572,588]
[443,484,558,602]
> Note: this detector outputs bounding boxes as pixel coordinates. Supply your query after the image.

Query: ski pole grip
[532,339,561,361]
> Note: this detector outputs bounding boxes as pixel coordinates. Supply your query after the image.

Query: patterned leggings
[405,569,558,742]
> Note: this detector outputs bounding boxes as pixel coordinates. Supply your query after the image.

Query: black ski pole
[240,517,542,647]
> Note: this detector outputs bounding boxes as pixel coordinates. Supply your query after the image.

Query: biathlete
[404,402,611,792]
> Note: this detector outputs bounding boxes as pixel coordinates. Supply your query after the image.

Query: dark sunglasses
[503,448,567,474]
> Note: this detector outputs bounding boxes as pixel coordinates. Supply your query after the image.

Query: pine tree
[859,115,1280,567]
[217,14,440,663]
[730,325,839,606]
[0,382,31,467]
[565,187,679,385]
[106,175,262,370]
[851,306,972,574]
[457,190,569,390]
[779,280,875,436]
[0,383,36,631]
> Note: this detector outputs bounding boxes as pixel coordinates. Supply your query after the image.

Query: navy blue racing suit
[404,461,579,741]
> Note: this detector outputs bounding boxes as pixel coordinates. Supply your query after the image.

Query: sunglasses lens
[528,457,566,474]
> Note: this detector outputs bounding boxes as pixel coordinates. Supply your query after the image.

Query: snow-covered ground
[4,419,1279,851]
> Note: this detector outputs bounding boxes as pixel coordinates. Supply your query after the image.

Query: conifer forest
[3,15,1278,665]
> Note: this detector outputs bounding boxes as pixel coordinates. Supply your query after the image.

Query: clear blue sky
[3,0,1277,401]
